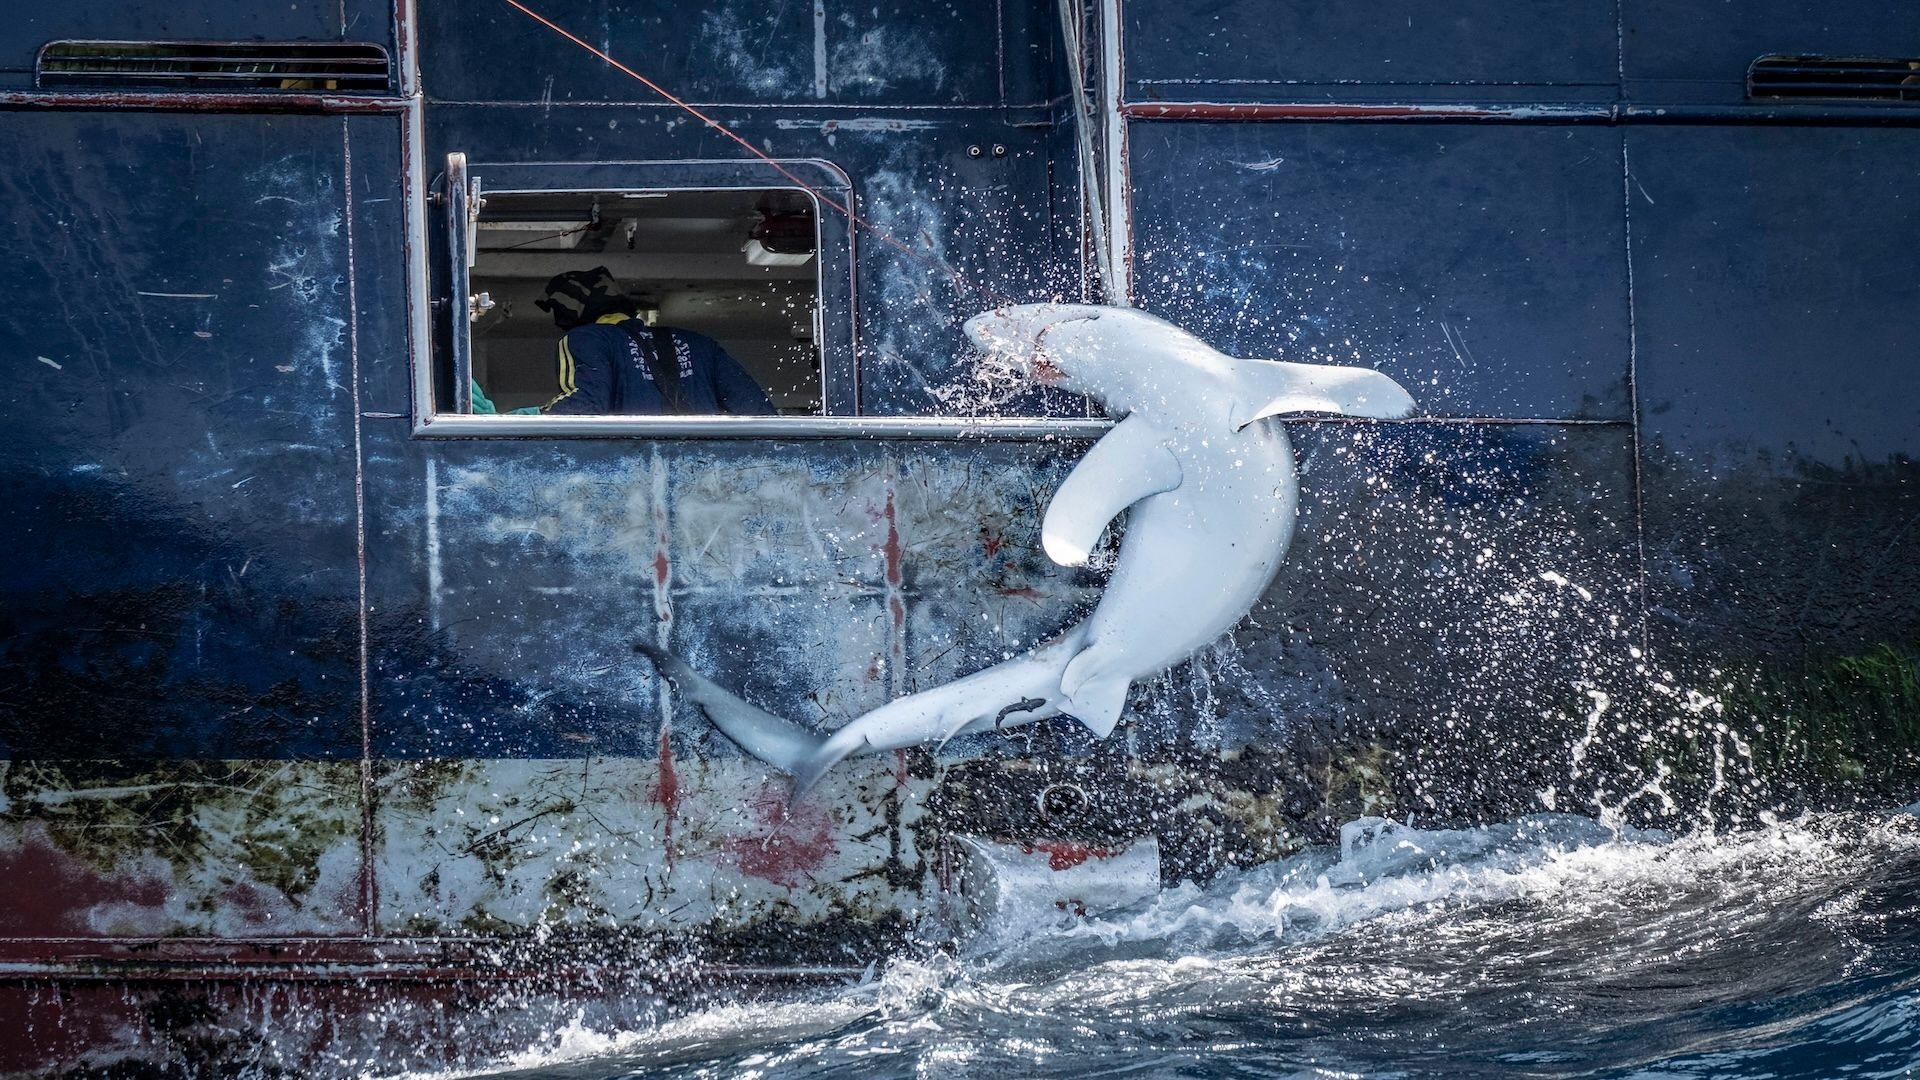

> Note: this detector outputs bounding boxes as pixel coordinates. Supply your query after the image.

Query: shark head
[962,303,1218,415]
[964,303,1416,428]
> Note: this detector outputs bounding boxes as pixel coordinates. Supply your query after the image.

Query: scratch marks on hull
[425,457,443,632]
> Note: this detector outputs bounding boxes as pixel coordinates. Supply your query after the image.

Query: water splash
[405,807,1920,1079]
[928,338,1033,414]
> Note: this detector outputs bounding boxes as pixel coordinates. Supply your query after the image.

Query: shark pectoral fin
[1227,358,1417,429]
[1042,414,1183,567]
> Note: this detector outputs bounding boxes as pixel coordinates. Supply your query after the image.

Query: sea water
[397,807,1920,1079]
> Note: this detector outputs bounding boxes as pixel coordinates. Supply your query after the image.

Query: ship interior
[468,188,823,414]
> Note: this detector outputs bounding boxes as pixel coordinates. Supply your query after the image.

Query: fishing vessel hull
[1,0,1915,1070]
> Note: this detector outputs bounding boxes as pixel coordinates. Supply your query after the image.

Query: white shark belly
[1078,433,1297,681]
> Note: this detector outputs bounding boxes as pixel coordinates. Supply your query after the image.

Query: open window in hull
[468,188,824,416]
[426,157,856,429]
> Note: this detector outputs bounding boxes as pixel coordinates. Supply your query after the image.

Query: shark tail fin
[1227,357,1417,429]
[788,726,871,796]
[634,642,829,777]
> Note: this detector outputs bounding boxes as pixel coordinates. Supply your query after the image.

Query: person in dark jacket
[533,267,774,416]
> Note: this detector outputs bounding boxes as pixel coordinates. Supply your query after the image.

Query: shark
[637,303,1416,793]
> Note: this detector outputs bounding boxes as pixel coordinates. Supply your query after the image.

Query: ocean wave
[399,808,1920,1079]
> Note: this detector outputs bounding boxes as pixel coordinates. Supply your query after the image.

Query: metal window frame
[416,158,855,427]
[408,156,1112,440]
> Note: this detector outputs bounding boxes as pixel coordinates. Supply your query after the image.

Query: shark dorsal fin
[1226,357,1416,430]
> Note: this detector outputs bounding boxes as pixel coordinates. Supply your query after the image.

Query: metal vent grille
[37,40,391,92]
[1748,55,1920,102]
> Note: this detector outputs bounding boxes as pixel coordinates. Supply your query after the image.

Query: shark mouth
[936,311,1099,411]
[933,332,1034,411]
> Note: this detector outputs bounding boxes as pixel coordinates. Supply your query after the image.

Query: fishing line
[494,220,593,251]
[501,0,1012,305]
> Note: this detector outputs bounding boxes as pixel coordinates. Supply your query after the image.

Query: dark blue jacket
[542,314,774,416]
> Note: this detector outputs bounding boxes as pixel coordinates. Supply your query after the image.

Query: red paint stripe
[651,490,672,625]
[653,726,680,858]
[649,454,677,865]
[880,484,907,696]
[880,491,904,591]
[1118,101,1609,121]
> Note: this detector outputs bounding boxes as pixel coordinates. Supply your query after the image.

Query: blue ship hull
[0,0,1915,1069]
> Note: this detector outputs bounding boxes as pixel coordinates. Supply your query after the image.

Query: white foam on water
[368,996,879,1080]
[383,809,1920,1079]
[1013,813,1632,954]
[1030,810,1920,962]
